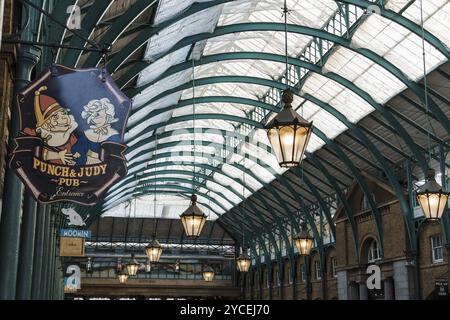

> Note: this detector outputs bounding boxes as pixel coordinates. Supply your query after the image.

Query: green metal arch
[118,92,392,260]
[127,53,431,172]
[336,0,450,59]
[61,1,113,66]
[107,156,302,261]
[136,169,275,228]
[125,95,278,141]
[305,152,360,260]
[120,23,450,143]
[120,136,325,244]
[84,0,236,70]
[80,0,160,67]
[121,106,377,246]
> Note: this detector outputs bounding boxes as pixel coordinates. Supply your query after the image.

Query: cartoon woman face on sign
[72,98,120,165]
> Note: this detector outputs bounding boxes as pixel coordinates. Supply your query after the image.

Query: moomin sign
[9,64,131,205]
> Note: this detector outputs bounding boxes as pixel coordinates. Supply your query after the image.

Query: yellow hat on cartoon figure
[34,86,63,128]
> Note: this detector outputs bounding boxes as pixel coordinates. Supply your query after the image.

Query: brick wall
[244,174,449,300]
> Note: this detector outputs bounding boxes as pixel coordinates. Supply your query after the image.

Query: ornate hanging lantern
[145,238,163,263]
[180,194,207,237]
[202,265,215,282]
[126,253,140,276]
[236,247,251,273]
[265,90,313,168]
[416,168,449,221]
[294,223,314,256]
[117,267,128,284]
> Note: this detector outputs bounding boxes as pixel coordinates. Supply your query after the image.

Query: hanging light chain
[283,0,290,89]
[242,158,246,248]
[419,0,432,164]
[192,55,196,193]
[154,132,157,237]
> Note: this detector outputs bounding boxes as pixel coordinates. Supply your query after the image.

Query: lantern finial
[282,89,294,107]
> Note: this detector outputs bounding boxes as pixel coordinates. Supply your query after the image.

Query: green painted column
[16,197,38,299]
[305,256,312,300]
[49,213,58,300]
[47,212,55,300]
[40,206,51,299]
[0,45,40,300]
[31,205,46,299]
[46,210,56,299]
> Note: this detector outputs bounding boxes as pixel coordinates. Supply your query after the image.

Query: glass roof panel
[154,0,216,25]
[137,46,191,87]
[386,0,450,47]
[218,0,337,28]
[323,46,407,104]
[103,0,448,220]
[351,13,446,81]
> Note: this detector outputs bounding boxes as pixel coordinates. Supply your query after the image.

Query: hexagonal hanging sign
[9,64,131,205]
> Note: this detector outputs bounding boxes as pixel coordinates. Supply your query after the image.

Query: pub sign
[9,64,131,205]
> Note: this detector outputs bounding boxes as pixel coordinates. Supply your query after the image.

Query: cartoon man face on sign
[24,86,79,165]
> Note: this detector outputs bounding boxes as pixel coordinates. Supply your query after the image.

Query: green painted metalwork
[62,1,113,66]
[82,0,158,67]
[119,138,320,244]
[305,152,360,259]
[16,197,37,299]
[135,166,296,262]
[107,168,272,232]
[122,77,426,239]
[47,0,76,56]
[336,0,450,59]
[127,54,431,172]
[31,205,46,299]
[127,95,278,125]
[104,0,237,73]
[0,44,41,299]
[120,23,450,143]
[54,0,450,275]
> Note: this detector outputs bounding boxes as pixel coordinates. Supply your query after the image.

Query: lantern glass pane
[118,274,128,284]
[293,125,310,162]
[417,192,448,220]
[146,246,163,263]
[279,125,295,163]
[295,238,314,256]
[181,214,206,237]
[126,263,139,276]
[203,271,215,282]
[237,258,251,272]
[267,127,283,163]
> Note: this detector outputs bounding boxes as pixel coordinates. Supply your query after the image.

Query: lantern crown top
[128,253,139,265]
[181,195,206,217]
[281,89,294,107]
[147,238,161,248]
[204,265,214,273]
[264,96,312,129]
[238,250,251,260]
[297,222,313,240]
[417,168,448,195]
[426,168,436,181]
